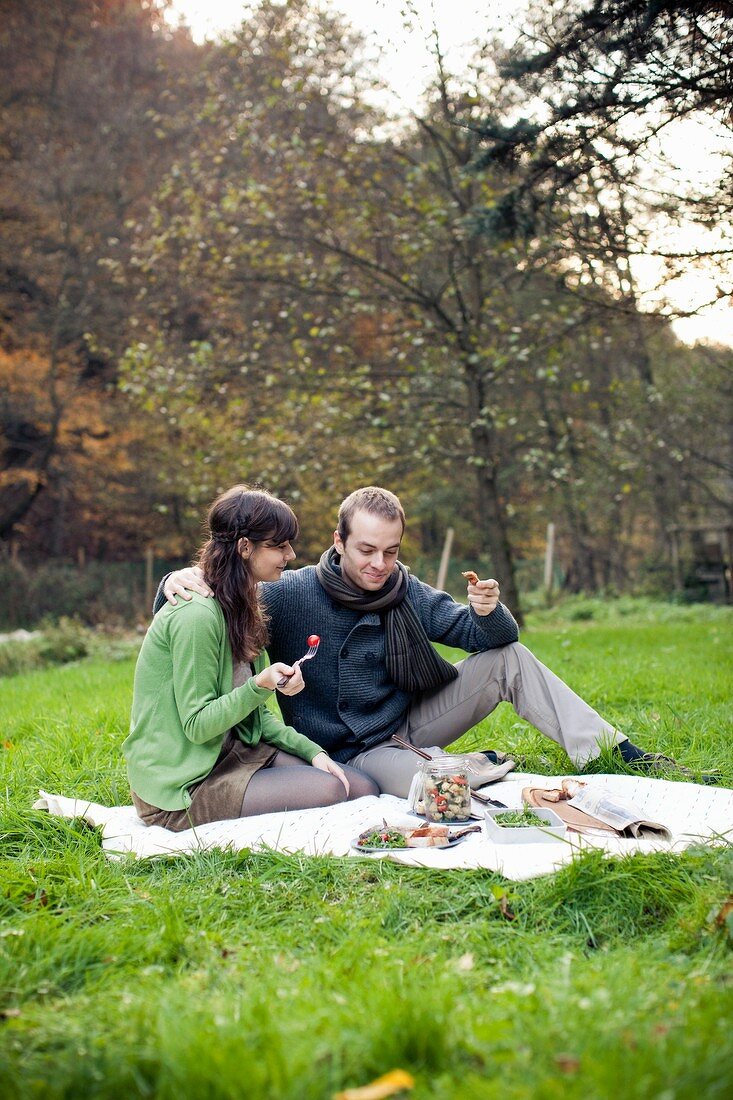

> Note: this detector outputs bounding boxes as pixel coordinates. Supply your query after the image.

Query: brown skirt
[131,731,277,832]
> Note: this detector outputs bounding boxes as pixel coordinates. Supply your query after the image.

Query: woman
[123,485,378,830]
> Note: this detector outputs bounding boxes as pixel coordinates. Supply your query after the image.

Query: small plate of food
[351,822,480,852]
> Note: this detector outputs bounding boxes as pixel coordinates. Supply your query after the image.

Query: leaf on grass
[497,893,516,921]
[273,953,301,972]
[454,952,475,971]
[710,896,733,937]
[333,1068,415,1100]
[491,884,518,920]
[621,1029,637,1050]
[0,1008,21,1019]
[554,1053,580,1074]
[25,889,48,908]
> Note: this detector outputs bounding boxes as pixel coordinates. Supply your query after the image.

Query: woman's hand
[312,752,350,796]
[255,663,305,695]
[163,566,213,605]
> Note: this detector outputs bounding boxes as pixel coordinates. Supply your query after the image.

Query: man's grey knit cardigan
[260,565,519,763]
[156,564,519,763]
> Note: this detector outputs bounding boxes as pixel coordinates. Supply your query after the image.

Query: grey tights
[240,751,378,816]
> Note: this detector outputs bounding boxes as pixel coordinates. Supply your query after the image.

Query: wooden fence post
[668,525,684,592]
[544,522,556,600]
[436,526,454,592]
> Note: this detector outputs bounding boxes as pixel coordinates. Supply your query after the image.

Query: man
[158,485,678,796]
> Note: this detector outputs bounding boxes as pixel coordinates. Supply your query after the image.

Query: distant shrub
[0,637,42,677]
[0,618,140,679]
[37,617,90,664]
[0,556,185,629]
[0,557,32,627]
[634,558,676,597]
[0,618,92,678]
[566,602,596,621]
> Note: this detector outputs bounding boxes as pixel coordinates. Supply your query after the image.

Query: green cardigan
[123,593,322,810]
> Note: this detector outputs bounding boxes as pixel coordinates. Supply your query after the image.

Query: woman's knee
[345,769,380,800]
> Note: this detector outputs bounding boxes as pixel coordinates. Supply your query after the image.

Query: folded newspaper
[523,781,672,840]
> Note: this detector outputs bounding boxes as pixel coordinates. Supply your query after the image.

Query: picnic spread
[34,772,733,881]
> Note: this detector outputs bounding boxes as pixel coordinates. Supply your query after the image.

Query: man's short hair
[337,486,406,541]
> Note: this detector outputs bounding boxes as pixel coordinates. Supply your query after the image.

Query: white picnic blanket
[34,773,733,881]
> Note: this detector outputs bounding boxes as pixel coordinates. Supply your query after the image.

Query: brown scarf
[316,547,458,694]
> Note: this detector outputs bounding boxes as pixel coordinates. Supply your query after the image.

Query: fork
[276,637,321,688]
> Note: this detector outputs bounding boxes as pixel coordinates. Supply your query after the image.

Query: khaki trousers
[348,642,623,797]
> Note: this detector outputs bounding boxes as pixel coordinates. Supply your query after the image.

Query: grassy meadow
[1,598,732,1099]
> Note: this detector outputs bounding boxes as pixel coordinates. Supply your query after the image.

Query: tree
[471,0,733,322]
[0,0,201,554]
[462,0,733,583]
[123,0,731,606]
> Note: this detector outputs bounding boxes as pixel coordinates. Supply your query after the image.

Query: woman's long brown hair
[196,486,298,664]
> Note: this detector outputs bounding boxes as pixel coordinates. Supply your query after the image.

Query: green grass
[1,599,732,1098]
[444,598,733,784]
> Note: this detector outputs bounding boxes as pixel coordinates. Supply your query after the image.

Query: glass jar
[419,756,472,822]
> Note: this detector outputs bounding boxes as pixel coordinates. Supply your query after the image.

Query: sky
[167,0,520,111]
[167,0,733,347]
